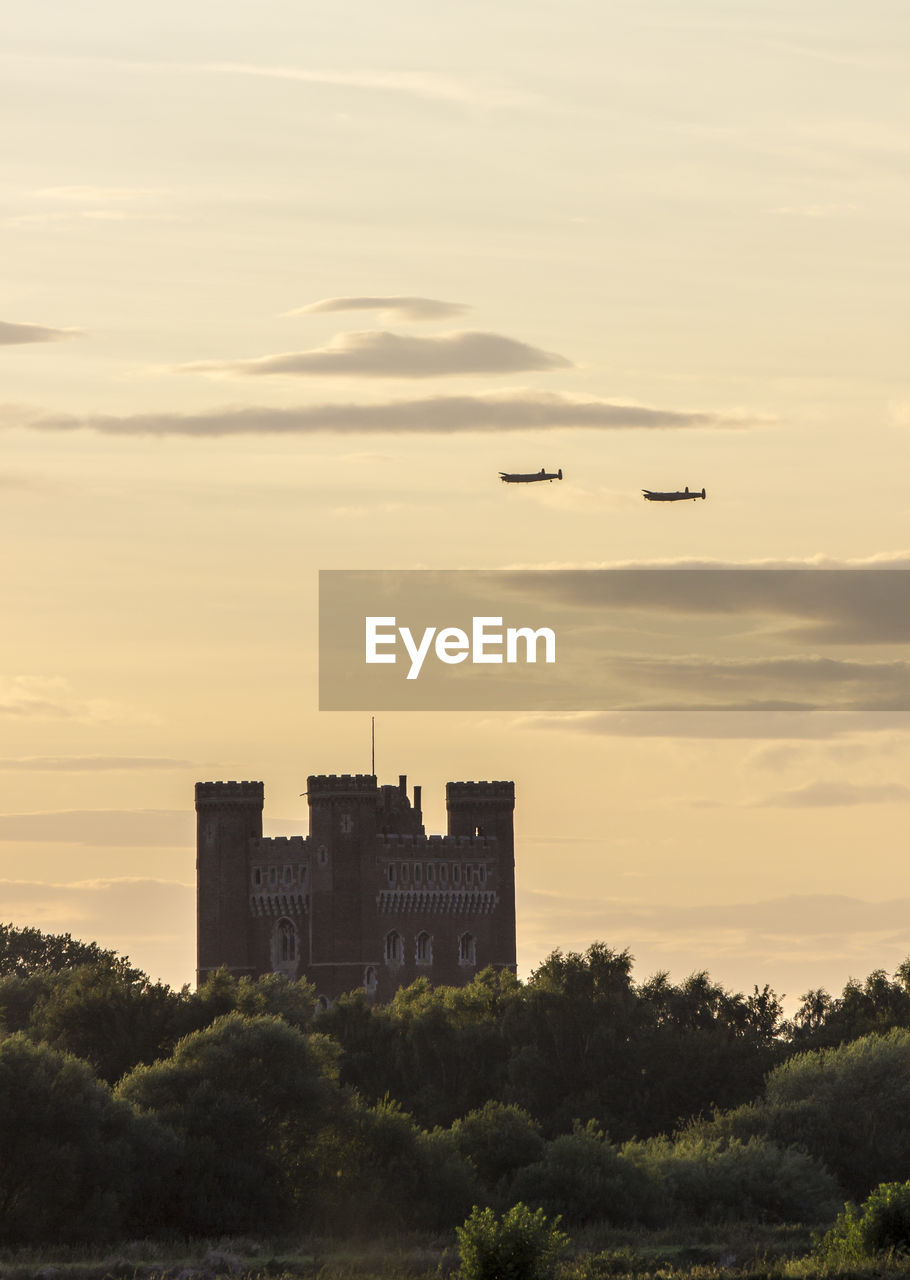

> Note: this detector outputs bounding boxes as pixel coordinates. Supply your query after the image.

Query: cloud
[0,809,192,847]
[191,62,526,109]
[180,330,572,378]
[0,321,79,345]
[494,562,910,644]
[755,780,910,807]
[603,653,910,711]
[21,391,735,436]
[518,710,910,739]
[771,203,858,218]
[34,186,162,202]
[287,296,468,322]
[0,756,193,771]
[0,676,156,724]
[517,888,910,1003]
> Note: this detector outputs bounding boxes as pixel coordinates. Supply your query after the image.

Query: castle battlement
[447,780,515,802]
[252,835,308,852]
[196,780,264,806]
[377,833,497,851]
[307,773,378,797]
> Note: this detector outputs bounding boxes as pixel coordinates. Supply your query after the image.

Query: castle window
[401,864,409,884]
[340,812,353,834]
[270,866,278,886]
[317,845,328,867]
[440,864,447,884]
[479,865,486,883]
[283,865,292,882]
[416,931,432,965]
[298,864,307,882]
[427,864,435,883]
[453,864,461,884]
[276,918,297,963]
[465,864,473,884]
[252,867,262,887]
[385,930,403,964]
[315,995,329,1013]
[414,863,422,885]
[388,864,396,885]
[364,965,378,994]
[458,932,476,966]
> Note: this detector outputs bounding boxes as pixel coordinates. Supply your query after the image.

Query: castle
[196,773,516,1004]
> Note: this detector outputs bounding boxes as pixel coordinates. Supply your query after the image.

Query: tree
[715,1027,910,1198]
[0,922,144,980]
[450,1101,545,1201]
[0,1034,177,1244]
[117,1012,343,1234]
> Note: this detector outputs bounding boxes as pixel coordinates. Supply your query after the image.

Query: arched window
[363,965,378,994]
[385,930,403,964]
[416,931,432,965]
[458,932,476,966]
[276,917,297,963]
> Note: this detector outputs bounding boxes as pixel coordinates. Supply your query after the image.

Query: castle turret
[196,780,263,982]
[446,780,516,970]
[306,774,378,977]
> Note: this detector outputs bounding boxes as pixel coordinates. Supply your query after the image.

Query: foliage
[320,947,784,1142]
[0,922,144,980]
[509,1122,661,1227]
[456,1202,569,1280]
[816,1181,910,1264]
[309,1097,479,1234]
[715,1027,910,1198]
[790,963,910,1049]
[0,1033,178,1244]
[450,1101,545,1200]
[623,1132,839,1224]
[117,1012,342,1234]
[26,962,184,1084]
[318,968,522,1127]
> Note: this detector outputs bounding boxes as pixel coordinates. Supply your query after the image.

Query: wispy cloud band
[179,330,572,378]
[17,391,734,436]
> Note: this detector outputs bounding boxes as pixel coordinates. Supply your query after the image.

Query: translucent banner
[318,569,910,711]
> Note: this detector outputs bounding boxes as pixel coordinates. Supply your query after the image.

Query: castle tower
[306,774,379,993]
[446,780,516,971]
[196,780,263,982]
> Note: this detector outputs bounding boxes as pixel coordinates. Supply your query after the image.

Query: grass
[4,1224,910,1280]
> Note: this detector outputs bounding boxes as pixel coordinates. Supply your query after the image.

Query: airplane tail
[557,469,563,480]
[701,488,706,499]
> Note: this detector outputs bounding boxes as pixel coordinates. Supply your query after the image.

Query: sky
[4,0,910,1007]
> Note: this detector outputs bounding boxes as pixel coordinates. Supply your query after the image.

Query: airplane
[499,467,563,483]
[642,486,706,502]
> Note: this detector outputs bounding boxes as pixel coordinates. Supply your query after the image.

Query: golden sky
[4,2,910,1006]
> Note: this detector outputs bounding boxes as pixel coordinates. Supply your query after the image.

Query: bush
[817,1181,910,1263]
[450,1101,545,1199]
[623,1132,839,1224]
[718,1028,910,1198]
[509,1122,661,1226]
[456,1202,569,1280]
